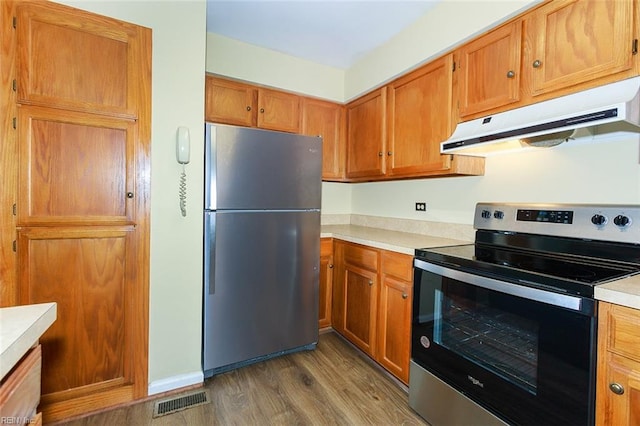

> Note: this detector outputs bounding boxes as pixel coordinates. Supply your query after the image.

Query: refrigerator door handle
[204,212,216,295]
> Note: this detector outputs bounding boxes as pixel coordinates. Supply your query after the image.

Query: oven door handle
[414,258,593,314]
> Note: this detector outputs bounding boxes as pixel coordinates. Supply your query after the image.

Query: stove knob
[481,210,491,219]
[613,215,631,228]
[493,210,504,219]
[591,214,608,226]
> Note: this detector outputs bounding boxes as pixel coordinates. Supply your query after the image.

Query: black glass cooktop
[415,232,640,298]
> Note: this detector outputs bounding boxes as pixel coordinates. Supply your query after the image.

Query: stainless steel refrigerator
[202,123,322,378]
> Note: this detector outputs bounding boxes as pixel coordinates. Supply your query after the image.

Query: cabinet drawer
[381,250,412,282]
[605,304,640,362]
[0,345,42,420]
[343,243,379,271]
[320,238,333,255]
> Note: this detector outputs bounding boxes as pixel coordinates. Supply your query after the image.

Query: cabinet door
[257,87,300,133]
[387,55,453,176]
[319,238,334,329]
[346,88,386,179]
[596,353,640,426]
[378,276,412,384]
[16,2,146,119]
[342,264,378,356]
[205,75,257,127]
[530,0,635,97]
[301,98,345,181]
[457,21,522,118]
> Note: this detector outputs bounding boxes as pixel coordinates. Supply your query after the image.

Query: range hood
[441,76,640,156]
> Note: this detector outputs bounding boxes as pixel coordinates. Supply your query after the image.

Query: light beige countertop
[595,274,640,310]
[321,224,470,255]
[0,302,57,380]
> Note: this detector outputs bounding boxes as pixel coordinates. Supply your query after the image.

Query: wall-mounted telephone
[176,127,190,217]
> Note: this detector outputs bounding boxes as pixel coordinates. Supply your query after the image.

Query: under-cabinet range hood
[441,76,640,156]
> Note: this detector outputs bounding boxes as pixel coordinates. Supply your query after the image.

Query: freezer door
[203,210,320,374]
[204,124,322,210]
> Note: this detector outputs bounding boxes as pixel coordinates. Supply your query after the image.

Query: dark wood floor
[58,332,428,425]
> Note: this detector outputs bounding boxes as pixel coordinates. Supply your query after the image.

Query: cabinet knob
[609,383,625,395]
[246,106,251,111]
[368,280,373,286]
[328,264,334,269]
[378,152,383,157]
[402,293,408,299]
[506,70,515,78]
[126,192,134,199]
[387,151,393,156]
[532,59,542,68]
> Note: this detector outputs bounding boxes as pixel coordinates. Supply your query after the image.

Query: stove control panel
[474,203,640,244]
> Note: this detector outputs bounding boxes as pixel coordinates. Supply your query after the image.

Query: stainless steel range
[410,203,640,426]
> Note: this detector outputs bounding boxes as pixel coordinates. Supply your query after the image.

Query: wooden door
[11,1,150,422]
[457,21,522,118]
[257,87,300,133]
[205,75,257,127]
[346,88,386,179]
[318,238,334,329]
[301,98,345,181]
[342,264,378,356]
[596,354,640,426]
[387,55,454,177]
[377,250,412,384]
[529,0,635,97]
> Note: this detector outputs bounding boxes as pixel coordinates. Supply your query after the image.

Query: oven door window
[434,285,539,395]
[412,268,596,426]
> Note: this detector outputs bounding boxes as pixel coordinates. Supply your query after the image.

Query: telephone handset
[176,127,190,217]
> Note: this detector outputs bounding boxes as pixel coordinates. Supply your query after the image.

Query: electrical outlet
[415,202,426,212]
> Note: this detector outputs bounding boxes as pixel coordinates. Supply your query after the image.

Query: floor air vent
[152,390,210,417]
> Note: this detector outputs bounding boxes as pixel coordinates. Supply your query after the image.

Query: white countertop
[321,224,470,255]
[595,274,640,310]
[0,302,57,380]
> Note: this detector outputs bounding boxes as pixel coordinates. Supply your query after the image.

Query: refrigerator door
[203,210,320,376]
[205,123,322,211]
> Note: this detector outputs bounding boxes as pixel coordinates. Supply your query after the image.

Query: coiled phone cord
[179,164,187,217]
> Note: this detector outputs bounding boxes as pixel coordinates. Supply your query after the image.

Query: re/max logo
[467,375,484,388]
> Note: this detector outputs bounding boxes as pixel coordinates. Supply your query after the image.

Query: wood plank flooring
[56,332,428,425]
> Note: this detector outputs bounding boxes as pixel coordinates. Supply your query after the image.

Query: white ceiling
[206,0,441,69]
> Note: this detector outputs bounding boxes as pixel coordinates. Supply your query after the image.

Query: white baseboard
[148,371,204,396]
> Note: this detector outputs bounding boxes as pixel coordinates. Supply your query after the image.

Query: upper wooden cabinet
[16,2,146,119]
[205,75,300,133]
[456,21,522,119]
[387,54,455,176]
[301,98,345,181]
[528,0,636,97]
[346,88,387,179]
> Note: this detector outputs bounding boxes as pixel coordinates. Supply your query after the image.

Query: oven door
[412,258,597,426]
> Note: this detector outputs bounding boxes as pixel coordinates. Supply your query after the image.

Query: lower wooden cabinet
[0,345,42,423]
[319,238,334,329]
[332,240,413,384]
[596,302,640,425]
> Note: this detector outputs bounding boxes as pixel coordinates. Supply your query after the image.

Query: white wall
[57,0,207,392]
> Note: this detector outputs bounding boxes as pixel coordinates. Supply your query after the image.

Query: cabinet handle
[532,60,542,68]
[378,152,383,157]
[328,264,334,269]
[126,192,134,199]
[609,383,625,395]
[506,70,515,78]
[259,108,265,113]
[368,280,373,286]
[387,151,393,156]
[402,293,408,299]
[246,106,251,111]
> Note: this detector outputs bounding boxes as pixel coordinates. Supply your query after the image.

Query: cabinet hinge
[633,39,638,55]
[12,17,16,29]
[13,204,17,215]
[452,61,456,72]
[12,79,17,91]
[12,117,16,129]
[12,240,16,252]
